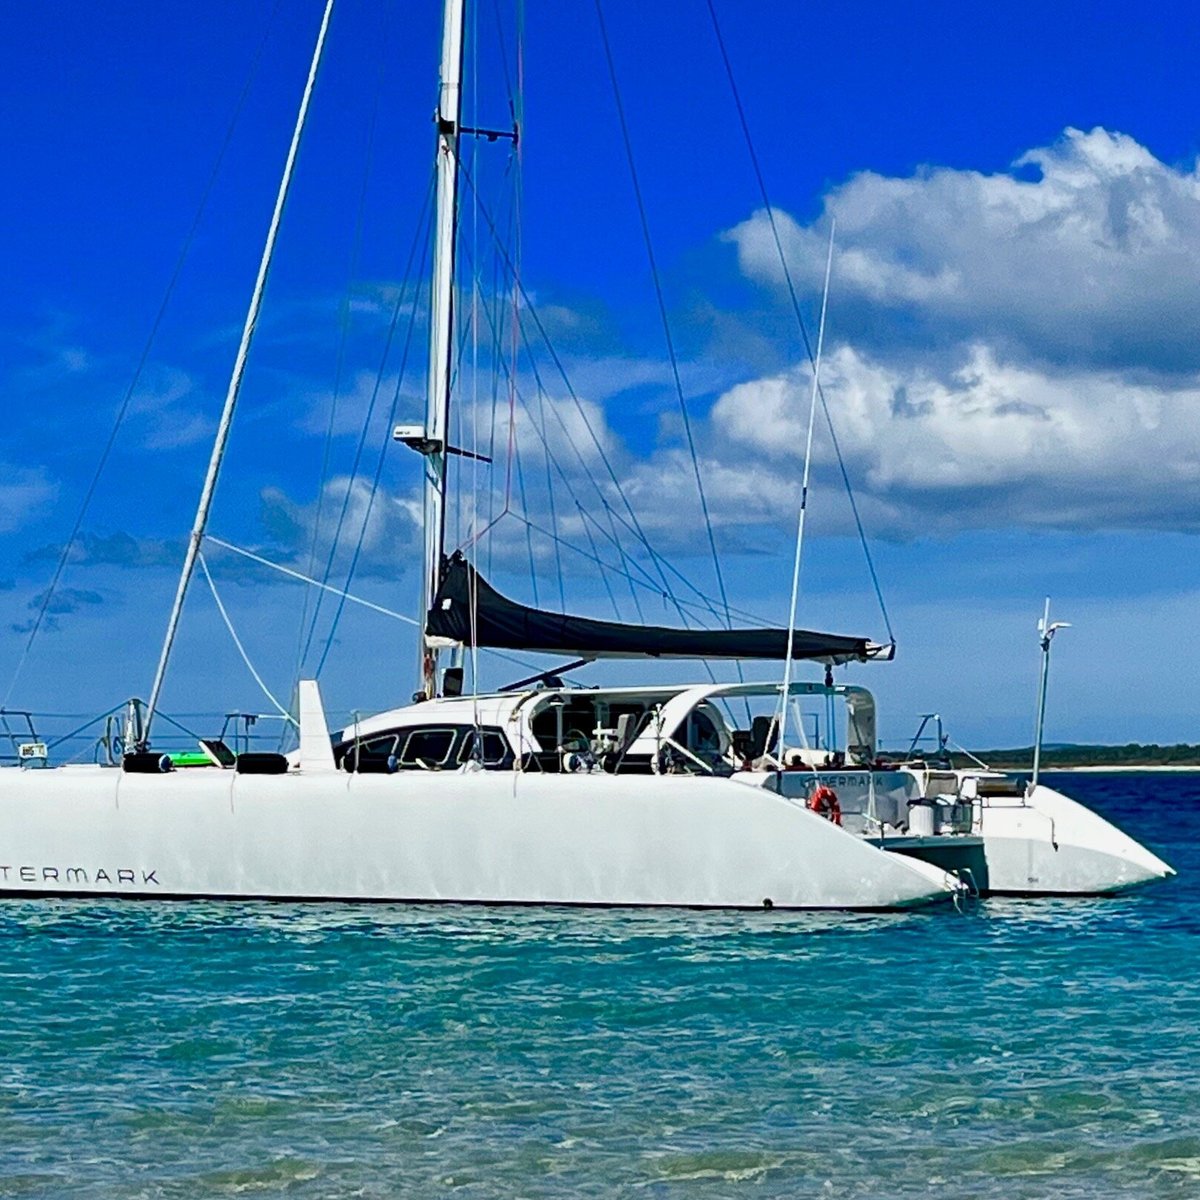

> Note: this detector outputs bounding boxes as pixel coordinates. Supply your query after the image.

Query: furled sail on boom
[426,552,890,663]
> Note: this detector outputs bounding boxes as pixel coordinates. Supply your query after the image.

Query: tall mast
[142,0,336,745]
[420,0,466,699]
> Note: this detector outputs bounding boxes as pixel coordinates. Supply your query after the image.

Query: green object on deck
[167,751,213,768]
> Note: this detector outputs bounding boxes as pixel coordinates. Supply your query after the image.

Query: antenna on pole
[1030,596,1070,794]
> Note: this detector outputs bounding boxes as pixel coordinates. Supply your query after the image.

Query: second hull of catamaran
[598,679,1175,898]
[0,766,959,909]
[767,768,1174,896]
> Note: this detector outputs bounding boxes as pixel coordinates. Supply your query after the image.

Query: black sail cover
[425,553,878,664]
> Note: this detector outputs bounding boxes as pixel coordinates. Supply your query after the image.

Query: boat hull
[765,769,1174,896]
[0,766,957,910]
[975,783,1174,895]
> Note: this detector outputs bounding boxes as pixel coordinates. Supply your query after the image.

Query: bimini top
[425,552,889,665]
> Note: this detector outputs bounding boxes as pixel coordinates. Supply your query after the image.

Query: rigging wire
[458,161,690,625]
[512,437,540,608]
[455,186,734,636]
[293,0,396,699]
[505,0,526,563]
[447,276,760,633]
[311,207,435,679]
[592,0,736,635]
[204,535,545,678]
[198,552,296,726]
[452,141,558,619]
[457,167,763,689]
[457,243,773,631]
[508,382,740,622]
[483,193,507,578]
[455,230,775,631]
[205,536,418,625]
[468,0,481,708]
[1,0,286,710]
[576,500,621,617]
[451,277,667,610]
[297,169,435,675]
[704,0,895,646]
[145,708,205,744]
[818,406,894,644]
[454,231,646,618]
[489,194,520,580]
[534,373,567,612]
[41,700,130,755]
[948,736,992,771]
[513,516,767,628]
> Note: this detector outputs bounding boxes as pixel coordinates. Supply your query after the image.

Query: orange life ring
[808,784,842,826]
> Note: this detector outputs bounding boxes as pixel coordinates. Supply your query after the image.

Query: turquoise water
[2,772,1197,1198]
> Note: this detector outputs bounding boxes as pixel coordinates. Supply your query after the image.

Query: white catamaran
[0,0,1171,907]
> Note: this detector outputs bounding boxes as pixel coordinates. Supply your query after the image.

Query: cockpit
[331,681,877,779]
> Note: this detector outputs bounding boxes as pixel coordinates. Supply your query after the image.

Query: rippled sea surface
[2,772,1198,1198]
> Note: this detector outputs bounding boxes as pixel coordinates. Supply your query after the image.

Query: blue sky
[4,0,1200,750]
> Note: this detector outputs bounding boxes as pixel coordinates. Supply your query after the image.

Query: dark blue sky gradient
[3,1,1200,743]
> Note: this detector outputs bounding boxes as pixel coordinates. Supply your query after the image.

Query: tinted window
[363,734,398,757]
[458,728,510,766]
[340,733,399,771]
[400,728,456,766]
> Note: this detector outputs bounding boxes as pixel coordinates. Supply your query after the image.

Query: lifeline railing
[0,709,41,764]
[0,704,296,767]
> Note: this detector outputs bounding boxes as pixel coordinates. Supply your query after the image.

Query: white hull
[772,769,1174,896]
[0,766,957,910]
[974,783,1174,895]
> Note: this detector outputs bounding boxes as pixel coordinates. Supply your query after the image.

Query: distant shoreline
[1047,764,1200,774]
[962,762,1200,773]
[936,744,1200,773]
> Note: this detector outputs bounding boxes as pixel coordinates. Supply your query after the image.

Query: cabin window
[673,703,729,755]
[530,701,600,751]
[337,723,516,771]
[340,733,400,771]
[362,734,399,757]
[398,727,457,766]
[458,728,511,767]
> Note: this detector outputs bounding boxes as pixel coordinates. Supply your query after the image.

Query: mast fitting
[393,424,491,463]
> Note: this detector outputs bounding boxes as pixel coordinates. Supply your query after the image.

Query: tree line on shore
[943,743,1200,770]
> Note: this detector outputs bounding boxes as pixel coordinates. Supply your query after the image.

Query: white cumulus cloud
[727,127,1200,372]
[706,345,1200,536]
[704,128,1200,538]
